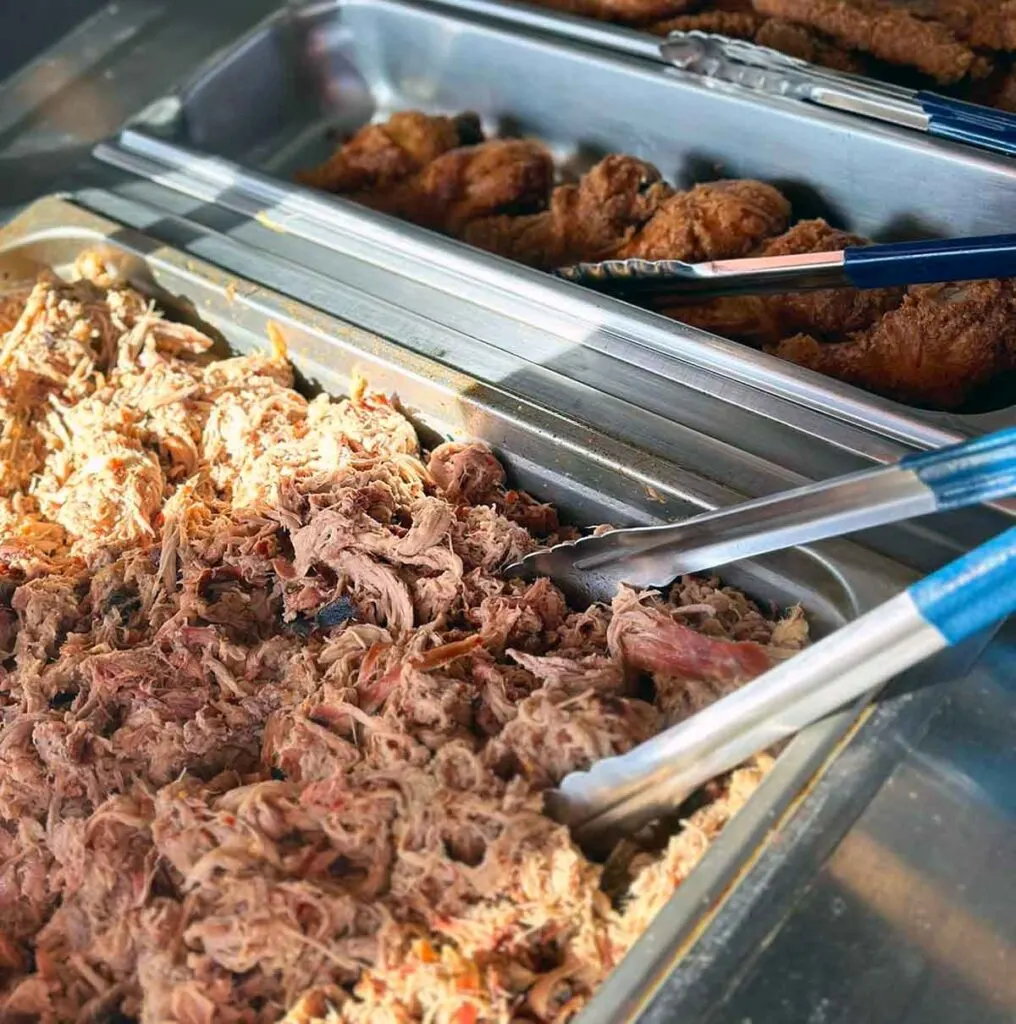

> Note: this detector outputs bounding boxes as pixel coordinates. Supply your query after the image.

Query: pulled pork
[0,259,809,1023]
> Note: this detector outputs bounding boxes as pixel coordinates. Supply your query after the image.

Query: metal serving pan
[0,195,947,1023]
[93,0,1016,450]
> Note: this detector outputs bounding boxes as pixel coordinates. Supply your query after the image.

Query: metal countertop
[2,3,1015,1021]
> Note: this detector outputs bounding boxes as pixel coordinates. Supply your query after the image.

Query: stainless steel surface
[428,0,1015,154]
[152,0,1016,241]
[93,136,958,451]
[572,621,1006,1023]
[0,0,278,215]
[554,588,947,845]
[0,0,107,78]
[513,464,935,604]
[93,0,1016,449]
[0,193,948,1024]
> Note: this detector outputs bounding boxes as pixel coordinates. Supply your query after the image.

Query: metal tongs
[513,429,1016,844]
[511,427,1016,605]
[548,522,1016,846]
[659,31,1016,158]
[556,232,1016,305]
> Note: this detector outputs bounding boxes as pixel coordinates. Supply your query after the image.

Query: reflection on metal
[75,168,1016,577]
[829,830,1016,1012]
[0,1,163,146]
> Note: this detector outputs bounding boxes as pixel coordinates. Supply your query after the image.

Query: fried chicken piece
[649,9,762,37]
[901,0,1016,51]
[351,139,554,235]
[650,0,763,40]
[528,0,700,26]
[296,111,483,193]
[615,179,791,262]
[462,155,674,269]
[754,17,867,72]
[771,278,1016,408]
[752,0,977,82]
[667,219,904,346]
[760,214,855,255]
[714,0,759,13]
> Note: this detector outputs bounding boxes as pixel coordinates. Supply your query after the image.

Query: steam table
[1,3,1014,1021]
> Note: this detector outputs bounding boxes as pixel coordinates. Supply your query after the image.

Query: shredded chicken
[0,258,809,1023]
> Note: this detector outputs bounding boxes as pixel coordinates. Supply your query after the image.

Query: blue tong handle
[901,426,1016,511]
[844,232,1016,289]
[904,429,1016,642]
[918,91,1016,156]
[911,524,1016,645]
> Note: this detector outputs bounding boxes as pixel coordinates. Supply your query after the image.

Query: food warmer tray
[91,0,1016,462]
[0,194,969,1024]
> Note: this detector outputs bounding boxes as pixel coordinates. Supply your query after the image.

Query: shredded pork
[0,260,809,1023]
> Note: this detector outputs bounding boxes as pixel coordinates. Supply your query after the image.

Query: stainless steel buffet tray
[0,195,935,1023]
[93,0,1016,448]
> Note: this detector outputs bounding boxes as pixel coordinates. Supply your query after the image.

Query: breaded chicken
[532,0,700,25]
[296,111,483,193]
[668,219,904,345]
[771,278,1016,408]
[753,17,868,71]
[615,179,792,262]
[352,139,555,235]
[902,0,1016,50]
[649,9,762,37]
[752,0,978,82]
[463,155,674,269]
